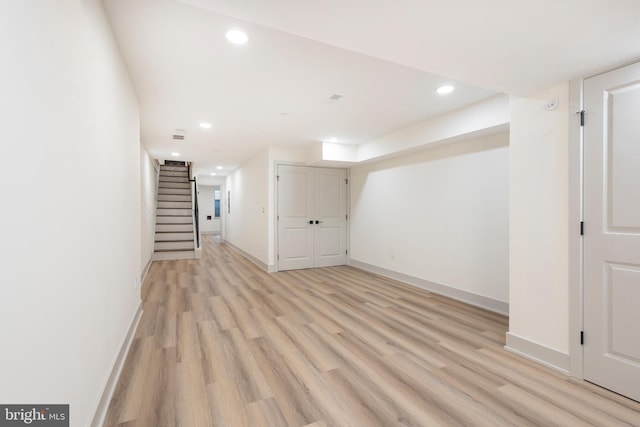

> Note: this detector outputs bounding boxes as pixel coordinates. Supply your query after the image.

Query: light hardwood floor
[104,235,640,427]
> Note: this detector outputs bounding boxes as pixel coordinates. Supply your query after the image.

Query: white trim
[140,256,153,284]
[89,303,143,427]
[568,78,585,379]
[349,259,508,315]
[346,168,351,264]
[505,332,571,375]
[224,239,276,272]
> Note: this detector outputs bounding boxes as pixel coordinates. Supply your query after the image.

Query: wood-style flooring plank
[104,235,640,427]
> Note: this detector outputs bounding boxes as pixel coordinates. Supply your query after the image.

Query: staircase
[153,164,201,260]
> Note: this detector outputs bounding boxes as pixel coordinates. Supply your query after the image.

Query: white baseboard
[89,303,143,427]
[223,240,275,272]
[349,259,509,315]
[141,256,153,283]
[505,332,570,374]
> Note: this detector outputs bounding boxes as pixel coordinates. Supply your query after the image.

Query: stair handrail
[188,163,200,249]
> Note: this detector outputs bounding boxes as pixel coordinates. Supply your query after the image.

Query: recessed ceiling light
[437,85,455,95]
[216,166,223,170]
[171,152,180,157]
[226,29,248,45]
[327,137,339,143]
[210,172,217,176]
[280,112,288,117]
[200,122,212,129]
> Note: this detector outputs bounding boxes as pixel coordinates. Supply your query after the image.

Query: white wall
[140,146,157,274]
[198,185,221,234]
[508,82,570,357]
[350,133,510,308]
[0,2,141,426]
[225,149,270,264]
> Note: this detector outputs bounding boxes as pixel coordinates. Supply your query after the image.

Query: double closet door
[277,165,347,271]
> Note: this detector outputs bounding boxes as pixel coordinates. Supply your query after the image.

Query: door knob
[315,220,322,224]
[308,220,314,224]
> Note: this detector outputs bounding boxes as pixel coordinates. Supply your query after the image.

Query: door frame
[274,162,350,272]
[568,77,584,379]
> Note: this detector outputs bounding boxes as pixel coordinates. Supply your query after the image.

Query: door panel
[282,228,312,257]
[584,61,640,402]
[608,264,640,363]
[277,165,347,270]
[318,172,342,217]
[608,84,640,230]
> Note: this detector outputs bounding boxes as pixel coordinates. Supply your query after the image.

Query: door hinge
[277,215,279,221]
[345,249,348,255]
[579,110,585,126]
[277,175,280,181]
[580,331,584,345]
[580,221,584,236]
[277,254,280,260]
[345,178,348,185]
[345,213,348,220]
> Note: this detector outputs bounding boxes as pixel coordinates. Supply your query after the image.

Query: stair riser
[155,232,193,241]
[160,166,188,172]
[157,194,191,202]
[155,224,193,232]
[156,216,193,224]
[157,208,191,216]
[159,171,189,177]
[159,176,190,183]
[158,182,190,189]
[158,188,191,195]
[155,241,194,251]
[157,201,192,209]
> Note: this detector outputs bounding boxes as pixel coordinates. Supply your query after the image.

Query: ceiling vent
[172,128,186,140]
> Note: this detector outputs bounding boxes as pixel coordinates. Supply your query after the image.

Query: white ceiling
[103,0,640,178]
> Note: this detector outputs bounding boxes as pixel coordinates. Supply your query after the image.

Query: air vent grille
[172,128,186,140]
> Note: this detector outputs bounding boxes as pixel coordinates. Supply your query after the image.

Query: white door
[277,165,347,271]
[314,168,348,268]
[584,61,640,402]
[277,166,314,270]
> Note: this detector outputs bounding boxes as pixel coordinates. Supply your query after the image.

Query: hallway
[104,236,640,426]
